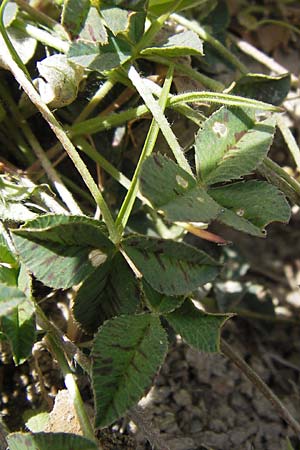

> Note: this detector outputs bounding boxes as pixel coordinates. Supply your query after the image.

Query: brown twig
[221,339,300,436]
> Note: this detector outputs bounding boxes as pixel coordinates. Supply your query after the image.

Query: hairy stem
[45,334,97,444]
[172,13,248,74]
[262,157,300,201]
[221,340,300,436]
[115,64,175,237]
[0,27,118,242]
[0,79,82,214]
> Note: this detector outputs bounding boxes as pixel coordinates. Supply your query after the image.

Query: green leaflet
[78,7,108,44]
[7,432,98,450]
[0,284,27,317]
[101,7,130,36]
[139,154,221,222]
[0,235,19,286]
[140,105,291,237]
[148,0,209,16]
[1,299,35,365]
[231,73,291,106]
[143,281,185,314]
[209,181,291,236]
[166,300,232,353]
[68,36,131,72]
[12,215,114,289]
[123,236,219,296]
[141,30,203,57]
[61,0,91,39]
[195,106,276,185]
[92,314,168,428]
[73,252,139,333]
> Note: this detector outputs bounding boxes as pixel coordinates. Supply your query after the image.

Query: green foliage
[73,252,139,333]
[231,73,291,106]
[1,299,35,365]
[123,236,219,295]
[0,0,297,445]
[209,181,290,236]
[92,313,168,427]
[12,215,114,289]
[7,432,98,450]
[166,300,231,352]
[148,0,210,16]
[195,107,275,184]
[140,106,290,237]
[140,30,203,57]
[0,284,26,316]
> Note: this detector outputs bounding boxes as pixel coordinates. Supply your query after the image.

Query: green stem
[15,0,67,38]
[75,137,134,194]
[115,65,175,238]
[0,79,82,215]
[75,79,115,123]
[14,19,70,53]
[70,89,279,138]
[221,340,300,436]
[2,114,33,165]
[277,115,300,171]
[1,35,118,242]
[231,34,299,86]
[144,54,225,92]
[0,0,31,80]
[172,13,248,74]
[128,65,192,175]
[249,19,300,36]
[133,9,179,57]
[45,334,97,444]
[262,157,300,200]
[172,91,280,111]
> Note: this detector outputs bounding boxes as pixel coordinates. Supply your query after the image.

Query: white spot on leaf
[88,249,107,267]
[236,208,245,217]
[176,175,188,188]
[212,121,228,138]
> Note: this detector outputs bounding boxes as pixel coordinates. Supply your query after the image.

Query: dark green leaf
[141,31,203,57]
[143,281,184,314]
[148,0,209,16]
[78,7,108,44]
[7,432,98,450]
[231,73,291,106]
[123,236,219,296]
[195,106,276,185]
[61,0,91,38]
[166,300,231,352]
[0,236,19,286]
[140,154,221,222]
[92,313,168,428]
[124,11,146,44]
[12,215,114,289]
[209,181,291,236]
[1,299,35,365]
[0,284,26,317]
[68,36,131,72]
[73,253,139,333]
[67,41,100,68]
[101,7,129,35]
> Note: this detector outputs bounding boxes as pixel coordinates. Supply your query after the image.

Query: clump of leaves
[0,0,299,448]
